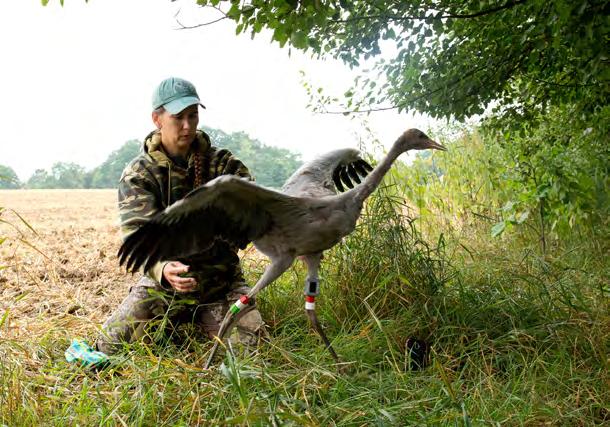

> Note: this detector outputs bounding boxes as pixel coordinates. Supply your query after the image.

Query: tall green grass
[1,136,608,425]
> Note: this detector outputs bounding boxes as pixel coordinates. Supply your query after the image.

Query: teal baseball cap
[152,77,205,114]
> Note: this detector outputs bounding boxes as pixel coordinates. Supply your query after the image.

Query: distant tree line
[0,128,302,190]
[0,165,21,189]
[202,126,302,189]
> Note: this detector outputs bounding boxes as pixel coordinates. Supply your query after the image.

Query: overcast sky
[1,0,434,181]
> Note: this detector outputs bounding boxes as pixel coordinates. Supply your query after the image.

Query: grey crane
[118,128,446,368]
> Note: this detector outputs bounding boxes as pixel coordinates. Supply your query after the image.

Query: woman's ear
[152,111,162,129]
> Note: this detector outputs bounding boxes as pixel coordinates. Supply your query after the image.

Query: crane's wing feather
[339,167,354,189]
[332,167,345,192]
[346,164,362,184]
[118,175,302,272]
[333,159,373,192]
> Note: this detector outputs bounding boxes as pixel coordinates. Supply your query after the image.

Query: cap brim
[163,96,206,114]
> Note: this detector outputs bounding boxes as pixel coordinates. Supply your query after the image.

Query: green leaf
[290,31,308,49]
[273,27,288,46]
[433,19,443,33]
[383,28,396,40]
[226,3,241,19]
[491,221,506,238]
[0,309,9,329]
[8,208,38,236]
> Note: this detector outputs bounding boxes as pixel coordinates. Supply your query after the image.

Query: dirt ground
[0,189,135,340]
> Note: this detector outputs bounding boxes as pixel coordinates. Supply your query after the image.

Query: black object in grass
[405,337,430,370]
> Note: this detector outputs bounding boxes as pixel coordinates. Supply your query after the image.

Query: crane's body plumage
[118,128,446,368]
[254,195,359,258]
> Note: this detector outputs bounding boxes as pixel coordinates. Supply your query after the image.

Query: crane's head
[396,128,447,152]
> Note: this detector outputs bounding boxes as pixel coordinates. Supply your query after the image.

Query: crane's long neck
[349,143,405,205]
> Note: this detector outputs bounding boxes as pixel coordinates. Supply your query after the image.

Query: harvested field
[0,190,133,340]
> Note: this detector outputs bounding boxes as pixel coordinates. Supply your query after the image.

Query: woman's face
[153,104,199,155]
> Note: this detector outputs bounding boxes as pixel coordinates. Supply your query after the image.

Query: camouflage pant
[96,276,264,355]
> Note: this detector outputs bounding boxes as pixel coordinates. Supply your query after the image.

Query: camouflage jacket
[118,129,252,299]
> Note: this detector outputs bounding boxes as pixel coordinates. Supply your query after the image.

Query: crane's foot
[203,295,253,369]
[203,341,221,370]
[306,307,340,364]
[302,275,343,370]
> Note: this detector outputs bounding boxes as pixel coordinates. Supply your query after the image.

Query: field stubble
[0,189,129,340]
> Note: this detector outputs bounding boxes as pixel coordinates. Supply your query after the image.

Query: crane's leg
[302,253,340,363]
[204,255,294,369]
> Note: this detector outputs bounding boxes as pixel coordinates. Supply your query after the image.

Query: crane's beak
[427,139,447,151]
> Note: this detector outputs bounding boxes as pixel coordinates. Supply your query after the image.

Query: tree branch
[175,5,229,30]
[332,0,529,23]
[442,0,529,19]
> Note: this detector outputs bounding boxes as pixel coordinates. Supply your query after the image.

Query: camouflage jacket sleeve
[117,164,168,284]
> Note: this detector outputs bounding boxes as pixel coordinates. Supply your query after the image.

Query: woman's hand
[162,261,197,293]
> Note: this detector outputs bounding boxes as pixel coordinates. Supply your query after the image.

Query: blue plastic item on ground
[65,338,110,368]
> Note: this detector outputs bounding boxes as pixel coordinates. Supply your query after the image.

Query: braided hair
[194,151,203,188]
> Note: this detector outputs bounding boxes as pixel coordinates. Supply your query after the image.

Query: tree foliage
[492,107,608,238]
[88,140,141,188]
[202,126,302,188]
[0,165,21,189]
[400,106,608,249]
[189,0,609,240]
[26,162,87,189]
[40,0,88,6]
[17,128,300,189]
[193,0,608,122]
[25,169,52,189]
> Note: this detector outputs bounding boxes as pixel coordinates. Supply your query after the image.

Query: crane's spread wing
[118,175,302,272]
[282,148,374,197]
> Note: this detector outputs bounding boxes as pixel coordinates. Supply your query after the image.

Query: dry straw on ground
[1,190,136,341]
